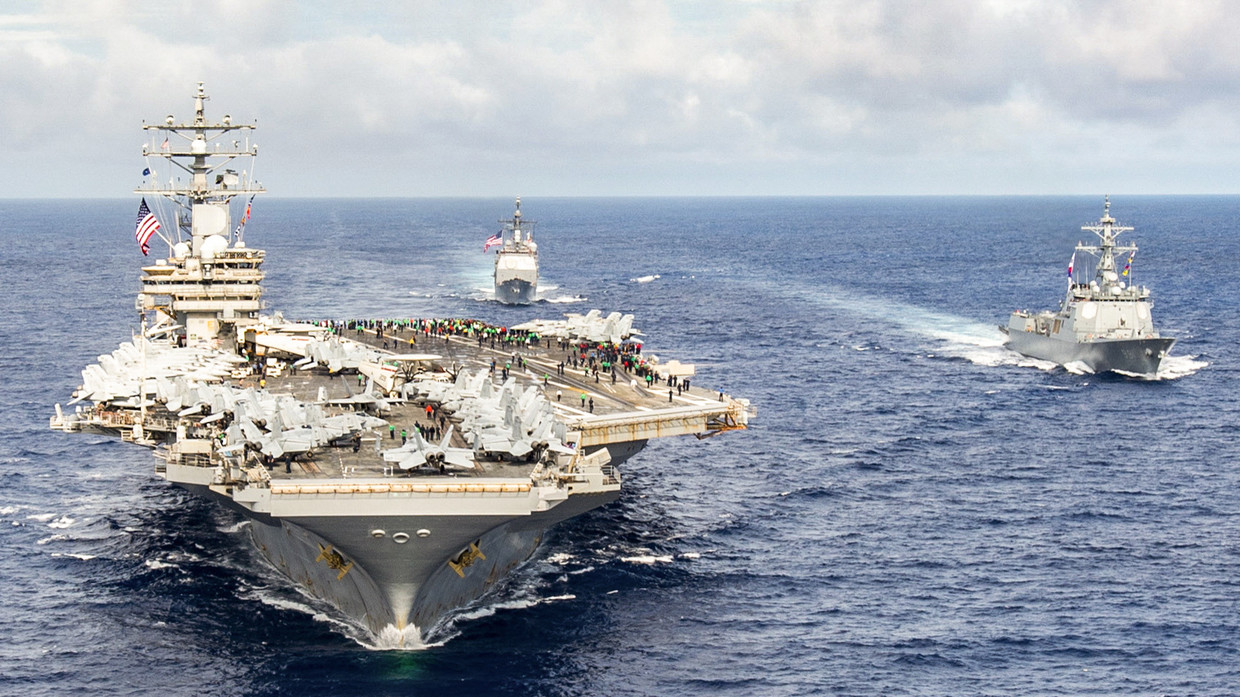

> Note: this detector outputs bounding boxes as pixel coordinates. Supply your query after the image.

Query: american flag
[135,198,160,256]
[484,232,502,252]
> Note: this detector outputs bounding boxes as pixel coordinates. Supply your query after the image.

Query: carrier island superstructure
[49,85,752,646]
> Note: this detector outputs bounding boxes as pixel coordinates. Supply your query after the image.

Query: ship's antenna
[194,81,208,126]
[513,197,521,242]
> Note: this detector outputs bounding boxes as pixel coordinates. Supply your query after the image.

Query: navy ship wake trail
[48,84,752,647]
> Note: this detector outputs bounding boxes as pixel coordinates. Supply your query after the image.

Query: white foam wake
[455,593,577,622]
[773,279,1050,370]
[1157,354,1208,379]
[368,624,436,651]
[217,520,250,534]
[240,585,441,651]
[1062,360,1095,375]
[1115,354,1208,381]
[619,554,674,565]
[51,552,97,561]
[914,322,1061,372]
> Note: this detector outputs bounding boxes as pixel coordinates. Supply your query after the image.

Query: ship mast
[1062,196,1147,310]
[1077,196,1137,286]
[137,81,264,253]
[499,197,535,249]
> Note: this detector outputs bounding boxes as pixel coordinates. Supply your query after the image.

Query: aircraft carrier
[49,84,752,646]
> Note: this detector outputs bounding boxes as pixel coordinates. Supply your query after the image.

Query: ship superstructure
[135,81,265,350]
[493,198,539,304]
[1002,197,1175,375]
[50,87,752,646]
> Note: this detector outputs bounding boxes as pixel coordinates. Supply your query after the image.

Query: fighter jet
[383,427,475,472]
[319,376,397,414]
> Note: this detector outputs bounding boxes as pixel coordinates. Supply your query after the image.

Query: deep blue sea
[1,196,1238,696]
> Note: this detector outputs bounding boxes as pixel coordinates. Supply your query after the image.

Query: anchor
[315,543,354,580]
[447,541,486,578]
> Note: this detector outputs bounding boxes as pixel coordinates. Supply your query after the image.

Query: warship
[1001,197,1175,375]
[49,84,752,646]
[491,198,539,304]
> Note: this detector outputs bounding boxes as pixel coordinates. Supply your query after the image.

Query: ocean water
[1,196,1238,696]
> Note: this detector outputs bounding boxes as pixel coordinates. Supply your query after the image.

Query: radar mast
[134,83,267,349]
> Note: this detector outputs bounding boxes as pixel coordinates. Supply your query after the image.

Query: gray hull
[1007,331,1175,375]
[495,278,536,305]
[247,489,618,643]
[178,440,644,644]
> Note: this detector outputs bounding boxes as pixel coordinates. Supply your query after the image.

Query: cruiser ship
[1001,197,1175,375]
[49,84,752,646]
[492,198,539,304]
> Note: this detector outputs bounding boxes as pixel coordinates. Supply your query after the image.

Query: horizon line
[5,192,1240,202]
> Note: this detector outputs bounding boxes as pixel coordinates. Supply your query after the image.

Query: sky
[4,0,1240,198]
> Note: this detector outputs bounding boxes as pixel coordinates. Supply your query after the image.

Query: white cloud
[3,0,1240,196]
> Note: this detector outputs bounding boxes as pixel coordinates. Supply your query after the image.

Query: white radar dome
[200,235,228,259]
[173,242,191,259]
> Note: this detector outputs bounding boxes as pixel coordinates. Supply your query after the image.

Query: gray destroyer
[1001,198,1174,375]
[493,198,538,304]
[49,85,752,646]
